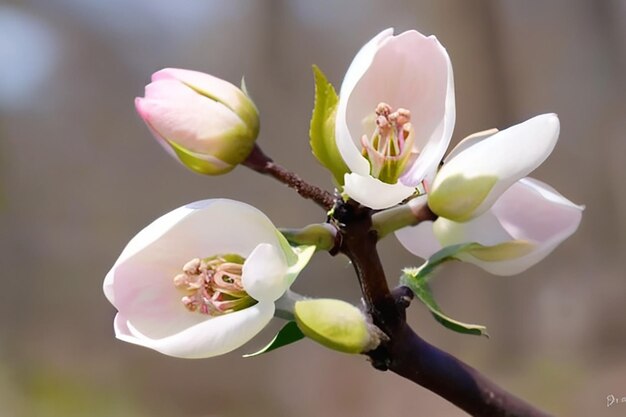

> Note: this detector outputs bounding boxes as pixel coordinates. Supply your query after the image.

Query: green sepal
[168,139,235,175]
[401,244,489,337]
[309,65,349,185]
[242,321,304,358]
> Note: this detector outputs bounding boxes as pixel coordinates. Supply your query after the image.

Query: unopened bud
[135,68,260,175]
[294,298,382,354]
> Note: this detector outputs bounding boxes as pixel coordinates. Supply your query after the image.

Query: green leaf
[309,65,349,185]
[401,244,489,337]
[242,321,305,357]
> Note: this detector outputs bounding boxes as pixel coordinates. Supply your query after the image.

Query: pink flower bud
[135,68,259,175]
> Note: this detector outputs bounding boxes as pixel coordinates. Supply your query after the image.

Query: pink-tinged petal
[152,68,245,112]
[444,128,499,164]
[400,35,455,186]
[429,114,560,221]
[426,178,583,276]
[491,178,583,244]
[242,243,289,302]
[135,97,178,160]
[433,211,513,248]
[336,28,394,176]
[395,220,441,260]
[114,302,275,358]
[343,172,415,210]
[137,81,246,154]
[103,202,201,305]
[143,78,198,102]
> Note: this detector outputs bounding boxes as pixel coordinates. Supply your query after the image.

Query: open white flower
[336,28,455,209]
[396,178,584,275]
[103,199,314,358]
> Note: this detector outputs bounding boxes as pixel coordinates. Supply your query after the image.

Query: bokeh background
[1,1,625,416]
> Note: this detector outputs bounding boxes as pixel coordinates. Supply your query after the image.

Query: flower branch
[371,196,437,240]
[243,144,336,210]
[332,198,553,417]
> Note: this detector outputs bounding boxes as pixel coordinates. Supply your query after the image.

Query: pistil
[361,102,418,184]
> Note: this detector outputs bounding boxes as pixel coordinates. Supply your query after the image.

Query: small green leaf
[243,321,304,357]
[309,65,349,185]
[401,244,489,337]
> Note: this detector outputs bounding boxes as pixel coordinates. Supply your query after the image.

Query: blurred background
[1,0,625,416]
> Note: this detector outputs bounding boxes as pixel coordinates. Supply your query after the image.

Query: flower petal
[242,243,289,302]
[429,114,560,221]
[137,80,247,154]
[114,302,275,358]
[343,172,415,209]
[103,202,201,304]
[443,128,498,163]
[433,211,513,248]
[395,220,441,260]
[491,178,584,243]
[400,35,455,186]
[428,178,583,276]
[152,68,248,116]
[336,28,394,176]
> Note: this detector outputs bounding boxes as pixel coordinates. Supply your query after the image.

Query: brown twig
[243,144,552,416]
[333,198,553,417]
[243,144,335,210]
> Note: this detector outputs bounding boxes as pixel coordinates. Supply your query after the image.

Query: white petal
[491,178,584,243]
[343,172,415,209]
[433,211,513,248]
[103,202,199,304]
[467,178,583,275]
[430,114,560,220]
[106,199,281,322]
[242,243,289,302]
[339,28,395,107]
[336,28,394,175]
[400,35,456,186]
[114,302,274,358]
[444,128,499,163]
[395,220,441,260]
[431,178,583,276]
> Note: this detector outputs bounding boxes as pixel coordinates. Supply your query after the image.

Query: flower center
[361,102,418,184]
[173,254,256,316]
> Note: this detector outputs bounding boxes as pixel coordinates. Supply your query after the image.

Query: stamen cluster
[173,255,256,316]
[361,102,417,184]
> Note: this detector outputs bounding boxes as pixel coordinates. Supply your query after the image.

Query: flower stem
[274,289,307,320]
[280,223,339,252]
[243,144,336,210]
[371,198,437,240]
